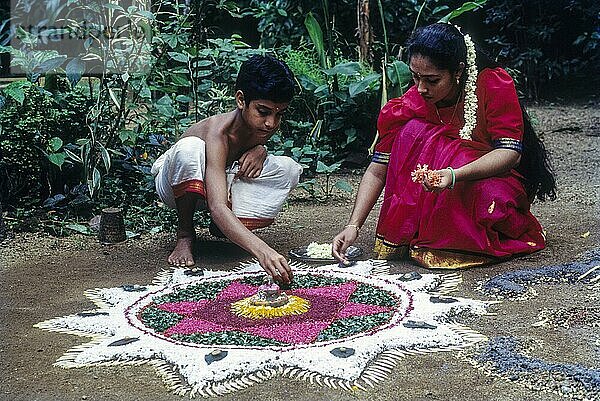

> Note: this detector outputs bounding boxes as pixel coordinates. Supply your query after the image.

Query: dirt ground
[1,102,599,401]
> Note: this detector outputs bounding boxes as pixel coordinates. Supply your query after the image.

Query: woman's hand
[422,168,453,192]
[332,226,359,263]
[237,145,267,179]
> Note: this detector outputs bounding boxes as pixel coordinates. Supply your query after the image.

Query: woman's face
[409,54,463,107]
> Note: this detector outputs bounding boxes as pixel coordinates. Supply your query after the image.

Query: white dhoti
[151,136,302,229]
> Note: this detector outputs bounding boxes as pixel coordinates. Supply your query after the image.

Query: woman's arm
[425,148,521,191]
[332,162,388,262]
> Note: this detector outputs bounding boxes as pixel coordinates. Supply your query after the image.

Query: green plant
[296,161,352,201]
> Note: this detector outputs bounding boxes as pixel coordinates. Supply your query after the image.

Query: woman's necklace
[434,91,463,125]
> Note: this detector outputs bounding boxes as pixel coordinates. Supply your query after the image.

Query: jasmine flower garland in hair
[459,32,478,140]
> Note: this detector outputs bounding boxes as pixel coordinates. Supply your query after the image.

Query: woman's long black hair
[407,23,556,201]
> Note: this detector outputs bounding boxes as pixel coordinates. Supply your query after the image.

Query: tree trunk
[357,0,374,65]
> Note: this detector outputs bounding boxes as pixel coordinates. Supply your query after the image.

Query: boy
[152,55,302,283]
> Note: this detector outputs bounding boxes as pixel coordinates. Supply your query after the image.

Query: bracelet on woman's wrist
[447,167,456,189]
[345,224,360,233]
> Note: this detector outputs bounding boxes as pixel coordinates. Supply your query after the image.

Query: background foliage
[0,0,597,235]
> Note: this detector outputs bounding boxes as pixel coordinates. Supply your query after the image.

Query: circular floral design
[134,272,408,347]
[35,261,490,397]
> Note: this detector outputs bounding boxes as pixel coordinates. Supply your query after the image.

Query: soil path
[1,103,599,401]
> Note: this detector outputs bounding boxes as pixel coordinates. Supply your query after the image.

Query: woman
[332,23,556,269]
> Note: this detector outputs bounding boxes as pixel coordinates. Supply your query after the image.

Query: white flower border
[35,260,496,397]
[457,29,478,140]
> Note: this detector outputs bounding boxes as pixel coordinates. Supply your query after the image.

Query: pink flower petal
[217,281,259,300]
[292,281,358,303]
[158,300,209,315]
[244,320,331,344]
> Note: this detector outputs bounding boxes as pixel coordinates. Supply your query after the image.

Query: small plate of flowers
[289,242,362,262]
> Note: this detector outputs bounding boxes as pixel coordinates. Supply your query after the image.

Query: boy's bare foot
[168,235,195,266]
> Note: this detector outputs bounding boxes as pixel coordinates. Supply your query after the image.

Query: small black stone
[399,272,422,281]
[403,320,437,329]
[184,268,204,276]
[330,347,355,358]
[205,350,228,364]
[77,311,109,317]
[121,284,147,292]
[430,296,458,303]
[108,337,140,347]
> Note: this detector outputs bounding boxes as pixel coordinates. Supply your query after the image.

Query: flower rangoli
[35,260,492,397]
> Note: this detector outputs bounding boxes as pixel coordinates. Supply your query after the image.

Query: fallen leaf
[580,231,590,238]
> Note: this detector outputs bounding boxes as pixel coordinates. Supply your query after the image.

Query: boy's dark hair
[407,23,556,202]
[235,54,296,104]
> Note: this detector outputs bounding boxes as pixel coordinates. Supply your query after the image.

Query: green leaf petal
[325,62,361,76]
[334,179,353,193]
[348,73,381,97]
[66,223,91,235]
[304,12,326,68]
[168,51,189,63]
[48,137,63,152]
[48,152,66,168]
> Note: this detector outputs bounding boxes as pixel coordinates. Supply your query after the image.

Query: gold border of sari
[374,236,408,260]
[409,247,497,269]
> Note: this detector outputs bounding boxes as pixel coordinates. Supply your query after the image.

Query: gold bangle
[345,224,360,233]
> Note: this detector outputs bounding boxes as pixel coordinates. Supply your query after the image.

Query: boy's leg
[152,136,207,266]
[170,193,205,266]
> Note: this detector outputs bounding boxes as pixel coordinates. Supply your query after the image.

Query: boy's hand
[237,145,267,179]
[256,246,293,284]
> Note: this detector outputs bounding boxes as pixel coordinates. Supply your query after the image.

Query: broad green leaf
[48,137,63,152]
[334,180,353,193]
[4,85,25,105]
[137,10,155,20]
[168,51,189,63]
[386,60,411,85]
[157,95,172,105]
[439,0,487,23]
[91,167,101,194]
[65,57,85,87]
[345,128,357,145]
[432,5,450,14]
[171,74,190,86]
[48,152,66,168]
[316,161,328,173]
[176,94,192,103]
[38,55,67,73]
[325,62,361,76]
[194,60,213,68]
[149,226,163,235]
[304,12,327,68]
[140,85,151,98]
[66,223,92,235]
[100,145,111,172]
[348,73,381,97]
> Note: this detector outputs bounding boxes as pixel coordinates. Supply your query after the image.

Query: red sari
[372,68,545,268]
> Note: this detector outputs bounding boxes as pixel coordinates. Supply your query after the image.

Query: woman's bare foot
[168,235,195,266]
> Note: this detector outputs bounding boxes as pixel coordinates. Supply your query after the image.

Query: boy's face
[236,91,289,143]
